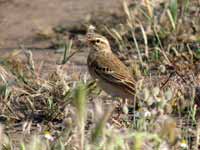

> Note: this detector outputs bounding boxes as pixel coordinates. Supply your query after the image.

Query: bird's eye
[96,39,100,43]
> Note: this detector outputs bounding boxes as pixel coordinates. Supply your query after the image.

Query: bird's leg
[114,98,128,118]
[122,99,129,115]
[111,98,122,119]
[112,98,130,127]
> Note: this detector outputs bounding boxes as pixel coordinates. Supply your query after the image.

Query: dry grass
[0,0,200,149]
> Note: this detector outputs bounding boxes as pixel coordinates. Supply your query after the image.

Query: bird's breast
[87,52,98,78]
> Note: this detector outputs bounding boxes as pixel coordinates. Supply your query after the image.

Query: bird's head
[86,33,111,52]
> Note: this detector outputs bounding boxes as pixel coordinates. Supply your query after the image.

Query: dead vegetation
[0,0,200,149]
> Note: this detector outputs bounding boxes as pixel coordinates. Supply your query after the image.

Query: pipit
[86,30,136,101]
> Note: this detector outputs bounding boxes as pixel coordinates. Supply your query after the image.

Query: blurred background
[0,0,123,48]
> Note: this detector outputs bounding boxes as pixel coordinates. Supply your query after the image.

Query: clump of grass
[61,40,73,65]
[168,0,178,30]
[0,0,200,149]
[91,105,113,144]
[73,82,87,150]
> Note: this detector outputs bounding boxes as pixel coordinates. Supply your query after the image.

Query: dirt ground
[0,0,125,77]
[0,0,122,48]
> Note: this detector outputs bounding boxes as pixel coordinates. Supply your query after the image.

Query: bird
[86,28,136,101]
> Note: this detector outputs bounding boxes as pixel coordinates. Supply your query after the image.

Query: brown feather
[87,50,136,99]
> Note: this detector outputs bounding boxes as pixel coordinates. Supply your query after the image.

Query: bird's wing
[92,53,136,95]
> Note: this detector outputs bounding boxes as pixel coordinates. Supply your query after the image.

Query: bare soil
[0,0,124,76]
[0,0,122,48]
